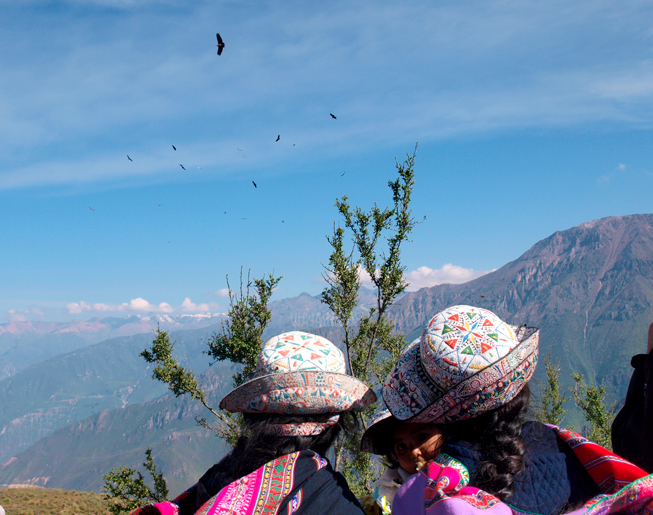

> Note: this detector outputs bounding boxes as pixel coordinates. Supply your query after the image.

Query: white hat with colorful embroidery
[383,305,538,424]
[220,331,376,415]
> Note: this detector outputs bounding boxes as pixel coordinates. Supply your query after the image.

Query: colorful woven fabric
[193,452,304,515]
[584,474,653,514]
[220,331,376,415]
[550,425,649,494]
[383,305,538,423]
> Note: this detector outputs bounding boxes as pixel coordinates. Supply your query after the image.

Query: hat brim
[219,370,377,414]
[360,410,395,454]
[383,324,539,424]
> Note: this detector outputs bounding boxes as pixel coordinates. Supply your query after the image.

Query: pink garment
[392,461,512,515]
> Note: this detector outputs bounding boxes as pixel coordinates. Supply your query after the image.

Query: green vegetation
[570,372,617,449]
[103,270,280,509]
[0,487,110,515]
[532,351,617,449]
[533,351,570,426]
[321,146,418,497]
[103,449,167,515]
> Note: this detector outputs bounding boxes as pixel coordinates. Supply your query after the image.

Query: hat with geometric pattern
[220,331,376,415]
[383,305,538,424]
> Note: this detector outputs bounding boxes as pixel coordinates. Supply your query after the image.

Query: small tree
[533,351,569,426]
[321,145,418,497]
[570,372,617,449]
[103,449,168,515]
[103,269,280,507]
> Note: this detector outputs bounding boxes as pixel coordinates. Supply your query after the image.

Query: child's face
[391,422,445,474]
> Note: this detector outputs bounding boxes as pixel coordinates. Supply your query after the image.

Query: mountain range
[0,313,226,379]
[1,213,652,492]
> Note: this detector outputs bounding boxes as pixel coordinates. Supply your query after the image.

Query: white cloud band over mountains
[66,297,219,315]
[54,263,490,319]
[355,264,493,291]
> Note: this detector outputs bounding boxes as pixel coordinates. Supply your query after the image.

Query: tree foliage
[102,449,168,515]
[103,269,280,509]
[570,372,617,450]
[206,270,281,387]
[321,145,418,496]
[533,351,569,426]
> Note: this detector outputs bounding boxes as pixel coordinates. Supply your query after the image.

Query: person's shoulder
[521,420,561,455]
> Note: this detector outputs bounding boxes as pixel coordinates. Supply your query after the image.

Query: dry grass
[0,487,111,515]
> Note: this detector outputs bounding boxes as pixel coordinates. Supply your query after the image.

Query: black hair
[211,411,357,487]
[444,383,531,501]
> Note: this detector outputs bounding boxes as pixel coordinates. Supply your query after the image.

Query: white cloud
[180,297,219,312]
[202,288,230,298]
[7,306,45,321]
[404,264,493,291]
[326,263,492,291]
[618,163,627,172]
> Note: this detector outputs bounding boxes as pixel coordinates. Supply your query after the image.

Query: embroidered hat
[383,305,538,423]
[220,331,376,415]
[360,408,395,455]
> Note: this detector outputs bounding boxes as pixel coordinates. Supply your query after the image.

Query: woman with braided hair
[130,331,376,515]
[380,305,653,515]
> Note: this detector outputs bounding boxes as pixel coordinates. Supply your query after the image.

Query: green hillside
[0,487,110,515]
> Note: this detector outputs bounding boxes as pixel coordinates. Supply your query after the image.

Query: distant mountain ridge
[0,323,229,465]
[0,365,232,496]
[0,313,226,379]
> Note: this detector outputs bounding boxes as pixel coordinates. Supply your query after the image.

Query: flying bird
[216,33,225,55]
[179,164,186,170]
[341,172,345,177]
[330,113,337,119]
[237,148,242,151]
[158,204,162,206]
[252,181,257,188]
[127,155,133,162]
[196,166,201,169]
[481,295,486,298]
[89,207,95,211]
[172,145,177,151]
[276,135,280,142]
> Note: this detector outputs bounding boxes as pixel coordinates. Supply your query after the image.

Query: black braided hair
[445,383,531,501]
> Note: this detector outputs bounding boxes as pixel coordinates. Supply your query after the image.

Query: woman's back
[442,421,600,515]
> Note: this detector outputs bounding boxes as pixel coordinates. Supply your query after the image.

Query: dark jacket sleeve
[278,465,366,515]
[612,350,653,473]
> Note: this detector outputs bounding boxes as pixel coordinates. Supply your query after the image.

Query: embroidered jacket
[131,450,364,515]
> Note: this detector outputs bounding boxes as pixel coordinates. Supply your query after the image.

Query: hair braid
[446,384,530,501]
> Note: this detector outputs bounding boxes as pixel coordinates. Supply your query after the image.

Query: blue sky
[3,0,653,321]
